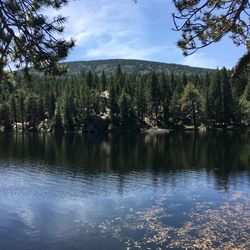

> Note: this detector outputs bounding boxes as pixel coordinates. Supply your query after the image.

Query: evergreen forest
[0,61,249,133]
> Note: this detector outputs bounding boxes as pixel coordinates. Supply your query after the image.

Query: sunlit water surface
[0,132,249,249]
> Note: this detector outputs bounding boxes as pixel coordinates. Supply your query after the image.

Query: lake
[0,132,249,249]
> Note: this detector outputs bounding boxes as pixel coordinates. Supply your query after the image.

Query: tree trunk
[192,100,197,129]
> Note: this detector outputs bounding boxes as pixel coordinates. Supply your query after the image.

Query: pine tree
[161,73,172,124]
[48,93,56,119]
[37,98,45,125]
[25,95,39,130]
[10,95,17,131]
[150,72,160,118]
[0,103,12,131]
[53,107,64,132]
[119,90,130,128]
[109,77,119,124]
[63,95,75,131]
[173,0,249,77]
[203,73,211,127]
[93,73,100,90]
[17,91,25,131]
[86,71,93,88]
[0,0,74,75]
[115,65,125,94]
[208,70,223,125]
[170,71,176,92]
[136,80,148,124]
[119,90,138,132]
[181,83,203,129]
[101,71,107,91]
[221,68,233,125]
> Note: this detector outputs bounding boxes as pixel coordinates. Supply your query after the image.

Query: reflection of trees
[0,132,249,191]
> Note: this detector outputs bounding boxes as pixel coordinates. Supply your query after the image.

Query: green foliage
[243,79,250,101]
[150,72,160,117]
[109,77,119,124]
[119,90,138,132]
[0,103,12,131]
[173,0,249,55]
[25,94,40,130]
[0,0,74,75]
[173,0,250,77]
[61,59,215,76]
[136,80,148,124]
[101,71,107,91]
[53,107,64,132]
[221,68,233,124]
[208,70,223,123]
[239,80,250,124]
[0,63,247,132]
[181,83,203,128]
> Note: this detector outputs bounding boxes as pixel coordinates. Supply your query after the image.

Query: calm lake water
[0,132,249,249]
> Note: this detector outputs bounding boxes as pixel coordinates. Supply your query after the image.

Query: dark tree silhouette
[0,0,74,75]
[172,0,250,77]
[173,0,249,55]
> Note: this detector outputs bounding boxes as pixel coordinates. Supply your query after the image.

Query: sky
[50,0,247,69]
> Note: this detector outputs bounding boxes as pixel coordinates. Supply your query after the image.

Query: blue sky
[52,0,247,69]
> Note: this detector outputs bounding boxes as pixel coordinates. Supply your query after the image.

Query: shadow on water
[0,131,250,192]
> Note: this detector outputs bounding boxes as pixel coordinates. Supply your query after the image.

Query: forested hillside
[0,63,249,133]
[62,59,215,76]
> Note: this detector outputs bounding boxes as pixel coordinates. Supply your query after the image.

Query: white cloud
[84,37,171,60]
[17,207,36,229]
[45,0,239,68]
[46,0,171,61]
[181,53,218,69]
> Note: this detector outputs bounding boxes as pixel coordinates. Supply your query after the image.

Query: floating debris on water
[84,191,250,249]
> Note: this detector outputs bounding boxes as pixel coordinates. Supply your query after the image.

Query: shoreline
[1,126,249,135]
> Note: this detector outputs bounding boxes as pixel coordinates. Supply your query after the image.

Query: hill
[62,59,215,76]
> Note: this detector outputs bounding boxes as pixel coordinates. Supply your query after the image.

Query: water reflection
[0,132,249,192]
[0,132,249,249]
